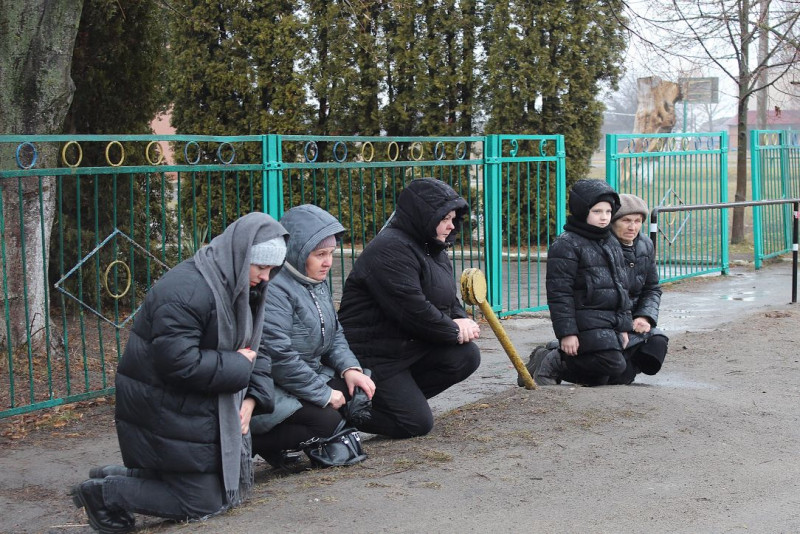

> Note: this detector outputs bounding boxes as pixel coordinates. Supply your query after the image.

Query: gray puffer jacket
[251,205,360,434]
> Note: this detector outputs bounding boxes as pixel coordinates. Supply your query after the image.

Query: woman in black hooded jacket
[338,178,481,438]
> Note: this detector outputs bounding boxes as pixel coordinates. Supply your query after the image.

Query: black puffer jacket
[338,178,469,380]
[115,259,274,474]
[620,234,662,326]
[546,180,632,354]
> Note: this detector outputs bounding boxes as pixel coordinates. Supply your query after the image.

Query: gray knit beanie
[250,236,287,265]
[313,234,337,250]
[612,194,649,222]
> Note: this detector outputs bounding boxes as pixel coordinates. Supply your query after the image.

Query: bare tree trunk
[0,0,83,348]
[732,81,751,245]
[756,0,769,130]
[731,0,751,245]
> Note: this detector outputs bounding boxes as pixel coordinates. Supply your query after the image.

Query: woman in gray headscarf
[250,204,374,467]
[72,212,287,533]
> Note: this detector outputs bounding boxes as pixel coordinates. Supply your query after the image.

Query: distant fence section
[606,132,729,282]
[0,133,565,418]
[751,130,800,269]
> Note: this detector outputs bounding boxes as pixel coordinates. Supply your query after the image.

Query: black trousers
[251,377,348,456]
[103,469,224,520]
[608,333,669,385]
[562,348,627,386]
[356,342,481,439]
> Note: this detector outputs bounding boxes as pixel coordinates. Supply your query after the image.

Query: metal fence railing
[751,130,800,269]
[0,133,565,417]
[606,132,729,282]
[2,129,796,417]
[650,199,800,303]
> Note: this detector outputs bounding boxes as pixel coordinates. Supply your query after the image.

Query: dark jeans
[356,342,481,439]
[251,377,347,456]
[608,333,669,385]
[562,348,627,386]
[103,470,224,520]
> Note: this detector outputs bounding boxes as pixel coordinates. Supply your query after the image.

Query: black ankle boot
[89,465,130,478]
[71,479,135,533]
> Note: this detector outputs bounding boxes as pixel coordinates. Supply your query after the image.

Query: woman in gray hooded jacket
[250,204,375,465]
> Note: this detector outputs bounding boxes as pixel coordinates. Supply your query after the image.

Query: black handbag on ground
[302,420,367,468]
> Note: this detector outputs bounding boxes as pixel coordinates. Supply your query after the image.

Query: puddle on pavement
[636,372,718,390]
[720,290,762,302]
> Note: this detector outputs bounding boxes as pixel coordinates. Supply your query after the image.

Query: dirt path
[3,300,799,533]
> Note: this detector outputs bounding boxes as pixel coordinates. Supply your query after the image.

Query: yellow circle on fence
[361,141,375,162]
[105,141,125,167]
[145,141,165,165]
[663,204,676,226]
[61,141,83,168]
[409,142,423,161]
[104,260,132,300]
[387,141,400,162]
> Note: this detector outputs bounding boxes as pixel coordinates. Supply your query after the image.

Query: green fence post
[606,134,619,191]
[720,130,729,273]
[751,130,764,269]
[780,130,792,252]
[556,135,567,233]
[483,135,503,312]
[262,134,284,219]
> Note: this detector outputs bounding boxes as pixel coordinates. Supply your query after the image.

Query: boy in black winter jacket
[528,179,632,386]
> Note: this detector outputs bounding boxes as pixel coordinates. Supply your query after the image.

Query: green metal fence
[751,130,800,269]
[0,133,565,418]
[606,132,729,282]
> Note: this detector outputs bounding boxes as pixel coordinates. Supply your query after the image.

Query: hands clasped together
[454,318,481,345]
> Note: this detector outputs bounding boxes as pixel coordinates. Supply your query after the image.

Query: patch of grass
[421,449,453,463]
[392,457,415,469]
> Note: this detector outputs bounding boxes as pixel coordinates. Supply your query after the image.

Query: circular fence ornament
[333,141,348,162]
[105,141,125,167]
[217,142,236,165]
[434,141,446,161]
[104,260,132,300]
[387,141,400,162]
[304,141,319,163]
[409,141,423,161]
[455,141,467,160]
[61,141,83,168]
[15,142,38,170]
[183,141,202,165]
[145,141,165,165]
[361,141,375,162]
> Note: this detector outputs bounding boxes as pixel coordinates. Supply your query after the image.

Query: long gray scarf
[194,212,287,509]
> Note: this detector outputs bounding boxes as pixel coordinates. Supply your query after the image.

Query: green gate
[0,133,565,418]
[606,132,729,282]
[751,130,800,269]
